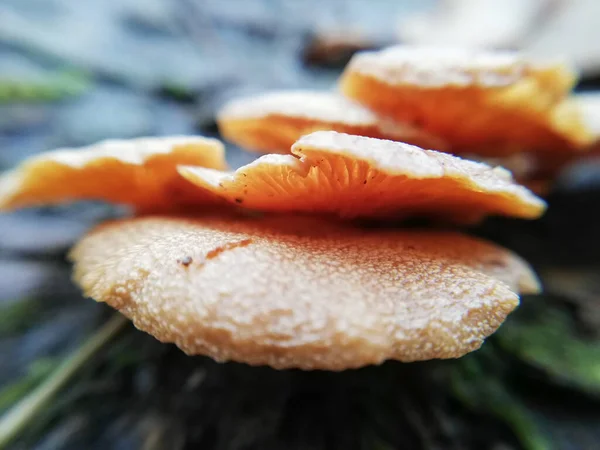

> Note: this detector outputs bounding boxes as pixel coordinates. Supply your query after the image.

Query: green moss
[0,314,127,448]
[0,70,90,103]
[497,310,600,394]
[0,298,43,336]
[450,353,551,450]
[0,359,57,412]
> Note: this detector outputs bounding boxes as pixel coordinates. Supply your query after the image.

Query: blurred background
[0,1,599,449]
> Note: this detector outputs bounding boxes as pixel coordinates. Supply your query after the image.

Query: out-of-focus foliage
[0,70,89,103]
[498,306,600,395]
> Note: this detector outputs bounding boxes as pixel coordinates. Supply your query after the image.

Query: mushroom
[339,45,593,154]
[0,136,226,213]
[217,90,446,154]
[179,131,545,224]
[0,47,555,370]
[467,92,600,191]
[0,130,545,369]
[70,213,539,370]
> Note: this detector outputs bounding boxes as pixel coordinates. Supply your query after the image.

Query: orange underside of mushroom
[0,139,227,213]
[180,132,545,224]
[191,161,524,223]
[340,72,593,155]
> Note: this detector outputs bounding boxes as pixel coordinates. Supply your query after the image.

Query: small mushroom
[339,45,593,153]
[179,131,545,224]
[217,90,446,154]
[0,136,226,212]
[466,93,600,192]
[70,213,539,370]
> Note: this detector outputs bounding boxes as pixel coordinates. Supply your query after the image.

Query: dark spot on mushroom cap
[177,256,193,267]
[235,197,244,204]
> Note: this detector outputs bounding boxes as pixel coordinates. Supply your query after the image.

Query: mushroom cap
[339,46,593,154]
[340,45,575,90]
[217,90,446,154]
[0,136,227,212]
[70,213,539,370]
[179,131,545,224]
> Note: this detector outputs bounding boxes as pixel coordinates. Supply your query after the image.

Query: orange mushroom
[0,136,227,213]
[180,131,545,224]
[339,46,593,155]
[70,213,539,370]
[0,110,546,368]
[217,90,446,154]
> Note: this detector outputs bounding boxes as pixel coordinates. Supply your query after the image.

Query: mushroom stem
[0,313,127,448]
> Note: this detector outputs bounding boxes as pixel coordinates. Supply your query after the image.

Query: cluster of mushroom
[221,46,595,194]
[3,45,592,371]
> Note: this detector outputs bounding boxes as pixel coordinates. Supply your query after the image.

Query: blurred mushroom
[70,213,539,370]
[179,131,545,224]
[339,46,592,154]
[522,92,600,191]
[0,136,226,213]
[217,90,446,154]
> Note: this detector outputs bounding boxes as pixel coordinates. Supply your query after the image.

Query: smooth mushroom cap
[339,45,593,153]
[217,90,446,154]
[70,213,539,370]
[0,136,227,212]
[179,131,545,224]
